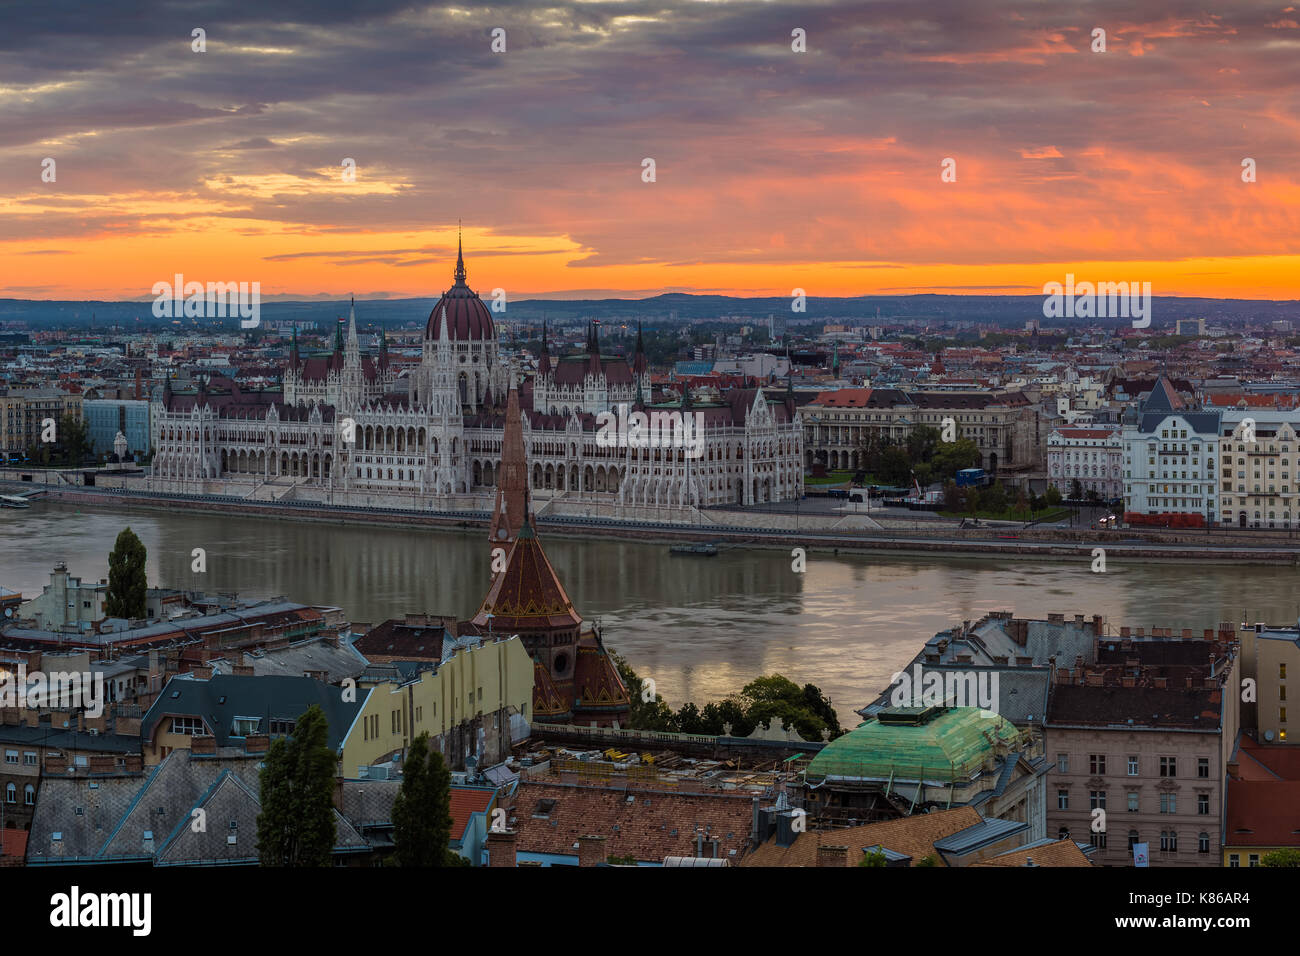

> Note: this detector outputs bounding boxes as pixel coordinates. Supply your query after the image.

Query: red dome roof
[425,241,495,342]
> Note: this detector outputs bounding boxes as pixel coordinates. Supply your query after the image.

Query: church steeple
[454,222,467,284]
[488,366,529,550]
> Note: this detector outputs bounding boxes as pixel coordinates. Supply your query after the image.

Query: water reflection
[1,501,1291,717]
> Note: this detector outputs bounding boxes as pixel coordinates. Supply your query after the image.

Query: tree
[54,413,91,465]
[105,527,147,619]
[942,479,961,512]
[739,674,841,742]
[1069,478,1084,501]
[257,705,337,866]
[1014,488,1029,519]
[982,480,1008,514]
[391,732,456,866]
[1261,848,1300,867]
[612,651,675,731]
[859,848,887,867]
[1044,484,1063,507]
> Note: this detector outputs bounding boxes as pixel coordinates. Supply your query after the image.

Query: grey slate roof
[933,817,1028,854]
[141,674,363,753]
[29,750,370,866]
[213,637,368,683]
[0,724,139,753]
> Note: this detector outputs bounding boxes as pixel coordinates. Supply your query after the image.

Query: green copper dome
[806,706,1021,784]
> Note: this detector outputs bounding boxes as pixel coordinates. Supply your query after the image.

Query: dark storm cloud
[2,0,1299,271]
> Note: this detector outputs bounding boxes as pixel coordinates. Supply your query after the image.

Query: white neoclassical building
[148,246,804,517]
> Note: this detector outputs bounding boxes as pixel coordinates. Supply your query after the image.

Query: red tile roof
[1224,779,1300,848]
[509,781,754,863]
[1,829,27,860]
[450,787,495,841]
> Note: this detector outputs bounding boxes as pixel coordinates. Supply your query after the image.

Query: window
[1058,790,1069,810]
[1128,829,1140,850]
[1159,793,1177,814]
[230,717,258,737]
[4,783,13,803]
[171,716,205,736]
[23,752,36,766]
[1229,854,1240,867]
[1127,756,1139,776]
[1197,794,1209,815]
[1249,854,1260,867]
[24,784,34,806]
[1090,830,1107,849]
[1160,831,1178,852]
[1128,792,1139,812]
[1090,791,1107,811]
[1090,754,1106,775]
[1198,832,1210,854]
[1197,758,1209,779]
[1159,756,1177,777]
[3,750,16,765]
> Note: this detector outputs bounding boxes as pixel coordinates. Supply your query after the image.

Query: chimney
[232,665,254,677]
[45,754,67,774]
[244,734,270,754]
[123,754,143,773]
[190,664,212,680]
[577,834,607,867]
[486,828,517,868]
[817,844,849,868]
[1182,628,1192,639]
[191,735,216,755]
[88,755,114,774]
[1120,626,1131,638]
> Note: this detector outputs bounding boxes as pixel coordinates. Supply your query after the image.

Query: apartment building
[0,388,83,457]
[1236,619,1300,744]
[1217,409,1300,529]
[1044,627,1239,867]
[1047,425,1122,499]
[341,633,532,773]
[1121,377,1220,521]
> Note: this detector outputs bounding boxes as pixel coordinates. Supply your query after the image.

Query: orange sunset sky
[3,1,1300,302]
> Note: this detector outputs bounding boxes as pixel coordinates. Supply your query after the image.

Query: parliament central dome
[425,237,495,342]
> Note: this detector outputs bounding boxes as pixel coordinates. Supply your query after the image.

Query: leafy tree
[982,480,1008,514]
[53,413,91,465]
[740,674,841,742]
[1261,848,1300,867]
[916,854,938,867]
[1069,478,1084,501]
[1044,484,1063,507]
[942,479,961,512]
[257,705,337,866]
[607,854,638,866]
[930,438,981,479]
[859,848,887,867]
[612,651,675,731]
[105,527,147,619]
[391,732,456,866]
[1014,488,1029,519]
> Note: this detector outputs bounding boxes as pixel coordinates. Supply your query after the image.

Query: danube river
[3,501,1294,720]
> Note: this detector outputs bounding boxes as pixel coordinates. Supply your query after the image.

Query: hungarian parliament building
[148,245,805,519]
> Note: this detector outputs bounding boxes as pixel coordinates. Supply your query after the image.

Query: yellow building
[0,388,83,457]
[1237,621,1300,744]
[342,634,533,774]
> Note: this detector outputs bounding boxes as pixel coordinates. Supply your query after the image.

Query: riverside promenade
[7,471,1300,566]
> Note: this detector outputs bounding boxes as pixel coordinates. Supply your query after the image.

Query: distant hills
[0,293,1297,331]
